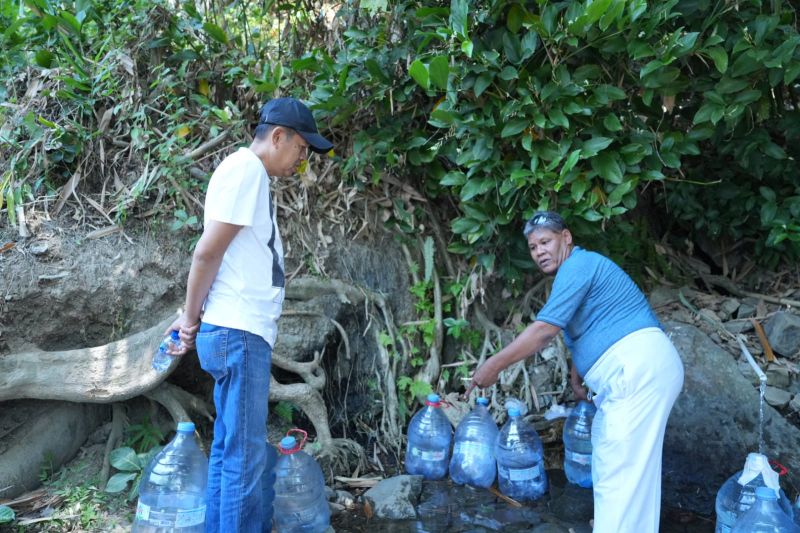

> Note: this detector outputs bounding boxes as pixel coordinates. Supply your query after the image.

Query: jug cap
[280,436,297,450]
[738,452,780,491]
[476,397,489,406]
[508,407,521,417]
[755,486,778,500]
[177,421,195,432]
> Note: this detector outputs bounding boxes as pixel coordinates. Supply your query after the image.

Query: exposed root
[144,381,213,425]
[100,403,126,490]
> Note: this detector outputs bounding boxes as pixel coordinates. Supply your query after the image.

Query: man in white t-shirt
[165,97,333,533]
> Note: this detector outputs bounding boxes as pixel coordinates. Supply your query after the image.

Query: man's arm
[165,220,242,353]
[465,320,561,396]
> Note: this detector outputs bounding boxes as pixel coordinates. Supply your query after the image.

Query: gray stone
[719,299,741,320]
[649,286,679,309]
[663,322,800,515]
[724,319,754,335]
[791,394,800,412]
[737,300,758,319]
[766,364,792,389]
[363,475,423,520]
[764,386,792,408]
[764,311,800,358]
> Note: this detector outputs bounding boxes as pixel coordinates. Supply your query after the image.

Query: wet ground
[332,470,715,532]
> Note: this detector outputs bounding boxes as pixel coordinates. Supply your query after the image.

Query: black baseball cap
[258,97,333,154]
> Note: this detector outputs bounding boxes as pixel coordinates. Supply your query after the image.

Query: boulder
[764,311,800,358]
[662,321,800,515]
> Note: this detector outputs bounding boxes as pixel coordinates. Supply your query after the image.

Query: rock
[737,298,759,319]
[362,475,423,520]
[334,489,355,508]
[662,322,800,515]
[764,386,792,408]
[649,286,679,309]
[719,299,741,320]
[764,311,800,358]
[723,319,754,335]
[765,364,791,389]
[790,394,800,412]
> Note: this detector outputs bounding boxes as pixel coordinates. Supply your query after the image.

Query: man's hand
[164,313,200,356]
[463,359,501,399]
[570,364,589,402]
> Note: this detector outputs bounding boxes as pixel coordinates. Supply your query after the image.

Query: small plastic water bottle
[261,440,278,529]
[731,486,800,532]
[715,453,794,532]
[562,400,596,488]
[495,407,548,502]
[132,421,208,532]
[273,431,330,533]
[405,393,452,480]
[449,397,498,488]
[152,331,181,372]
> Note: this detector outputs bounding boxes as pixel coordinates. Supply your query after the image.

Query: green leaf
[202,22,229,45]
[593,84,626,103]
[548,108,569,128]
[105,472,137,493]
[591,152,624,183]
[460,178,492,201]
[449,0,468,37]
[759,187,776,202]
[423,237,435,282]
[603,114,622,132]
[461,39,473,57]
[501,119,528,138]
[110,447,141,472]
[474,73,492,97]
[521,31,538,60]
[706,46,728,73]
[586,0,613,24]
[507,3,524,33]
[762,142,786,160]
[429,56,449,90]
[582,137,613,157]
[761,202,777,225]
[452,217,480,234]
[408,59,429,89]
[0,505,15,524]
[560,149,581,176]
[440,171,466,186]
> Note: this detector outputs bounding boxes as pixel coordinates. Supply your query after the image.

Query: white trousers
[584,327,684,533]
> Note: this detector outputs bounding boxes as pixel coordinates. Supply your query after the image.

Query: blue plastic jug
[562,400,596,488]
[405,393,452,480]
[715,453,794,532]
[273,431,330,533]
[449,397,498,488]
[132,421,208,532]
[730,486,800,532]
[495,407,548,502]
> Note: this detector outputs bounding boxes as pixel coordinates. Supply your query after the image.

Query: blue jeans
[196,323,273,533]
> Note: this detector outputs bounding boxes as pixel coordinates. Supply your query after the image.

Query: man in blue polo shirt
[467,211,684,533]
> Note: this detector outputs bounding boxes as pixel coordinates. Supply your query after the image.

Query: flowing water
[759,378,766,455]
[332,471,713,532]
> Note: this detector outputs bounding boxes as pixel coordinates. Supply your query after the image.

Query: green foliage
[124,418,164,453]
[273,401,295,423]
[56,484,108,529]
[106,445,162,501]
[298,0,800,278]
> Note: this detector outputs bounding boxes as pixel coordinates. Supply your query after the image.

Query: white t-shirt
[201,147,284,346]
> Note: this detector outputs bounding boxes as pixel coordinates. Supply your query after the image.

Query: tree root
[144,381,214,424]
[100,404,126,490]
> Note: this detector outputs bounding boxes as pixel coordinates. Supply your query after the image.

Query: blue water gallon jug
[495,407,548,502]
[731,486,800,533]
[132,421,208,532]
[449,397,498,488]
[273,432,330,533]
[715,453,794,532]
[261,440,278,529]
[562,400,596,488]
[405,393,452,480]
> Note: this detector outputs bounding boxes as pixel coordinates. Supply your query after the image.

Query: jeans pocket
[196,327,228,381]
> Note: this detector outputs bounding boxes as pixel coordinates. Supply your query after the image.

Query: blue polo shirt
[536,247,661,377]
